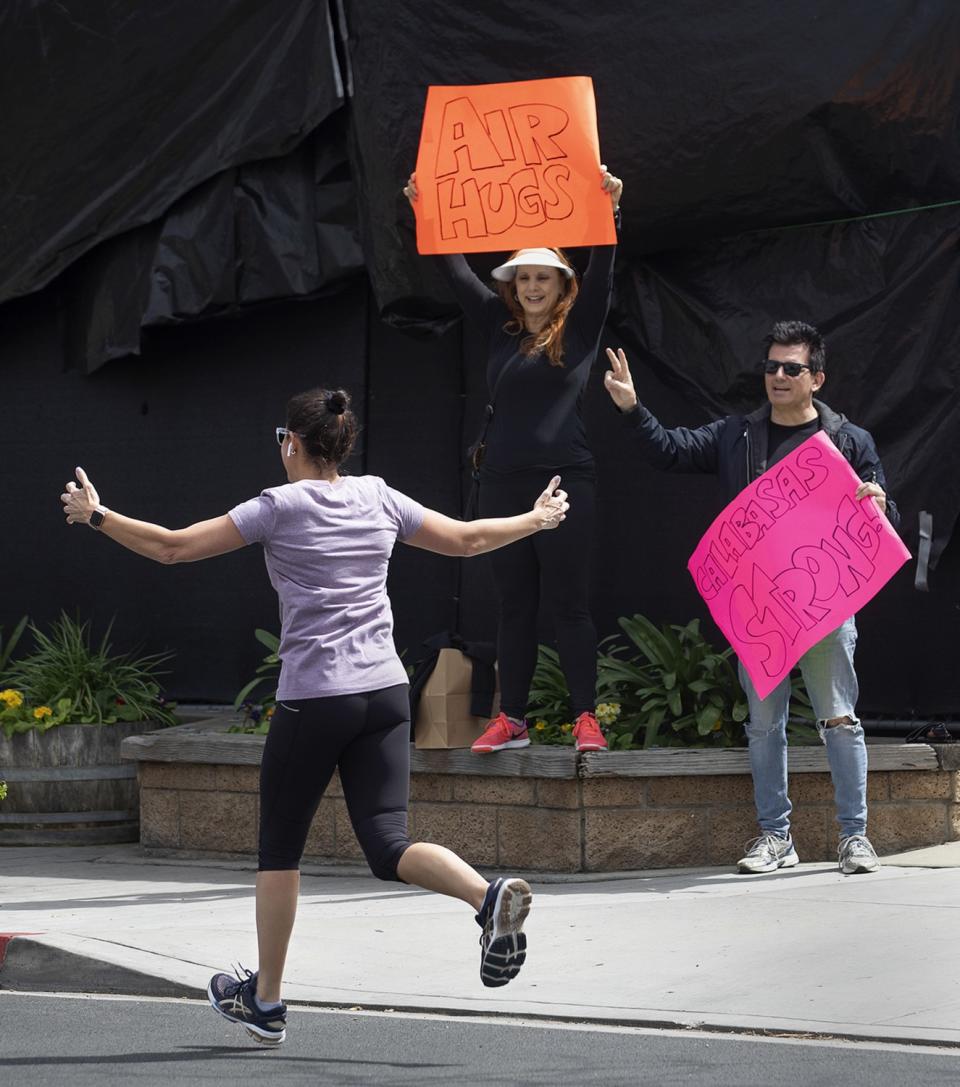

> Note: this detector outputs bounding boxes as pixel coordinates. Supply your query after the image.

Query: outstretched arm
[603,347,724,474]
[405,476,568,557]
[60,467,245,564]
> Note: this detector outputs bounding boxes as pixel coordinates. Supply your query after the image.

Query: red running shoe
[573,712,607,752]
[471,712,530,754]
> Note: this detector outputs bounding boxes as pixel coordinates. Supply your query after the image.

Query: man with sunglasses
[603,320,899,877]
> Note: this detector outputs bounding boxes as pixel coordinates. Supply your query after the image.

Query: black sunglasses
[762,359,813,378]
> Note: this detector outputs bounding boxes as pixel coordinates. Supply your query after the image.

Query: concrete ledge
[122,720,960,872]
[580,744,941,777]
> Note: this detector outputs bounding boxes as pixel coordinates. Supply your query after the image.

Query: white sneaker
[838,834,880,874]
[737,833,800,874]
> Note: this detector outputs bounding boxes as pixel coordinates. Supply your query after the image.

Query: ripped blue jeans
[738,617,867,841]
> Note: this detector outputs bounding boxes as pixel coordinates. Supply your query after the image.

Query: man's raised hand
[604,347,638,412]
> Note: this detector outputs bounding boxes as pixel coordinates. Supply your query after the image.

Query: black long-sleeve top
[440,233,617,475]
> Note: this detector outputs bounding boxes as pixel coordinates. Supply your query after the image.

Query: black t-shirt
[439,236,617,474]
[767,417,820,468]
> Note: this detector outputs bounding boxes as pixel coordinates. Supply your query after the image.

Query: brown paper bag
[414,648,500,749]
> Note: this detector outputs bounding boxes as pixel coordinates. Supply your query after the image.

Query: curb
[0,936,200,999]
[2,934,959,1049]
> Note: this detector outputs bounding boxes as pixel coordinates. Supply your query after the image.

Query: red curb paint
[0,933,43,968]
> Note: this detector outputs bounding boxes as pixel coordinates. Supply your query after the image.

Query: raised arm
[403,170,498,329]
[405,475,568,557]
[603,348,724,474]
[61,467,245,564]
[571,167,622,333]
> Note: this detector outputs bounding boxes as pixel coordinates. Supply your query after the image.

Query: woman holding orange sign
[404,167,622,755]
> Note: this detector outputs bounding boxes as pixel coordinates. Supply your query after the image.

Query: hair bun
[326,391,348,416]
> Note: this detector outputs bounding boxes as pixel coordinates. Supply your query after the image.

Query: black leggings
[478,470,597,718]
[258,684,412,879]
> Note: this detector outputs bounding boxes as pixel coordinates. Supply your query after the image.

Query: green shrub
[526,613,817,749]
[230,629,280,732]
[2,614,178,737]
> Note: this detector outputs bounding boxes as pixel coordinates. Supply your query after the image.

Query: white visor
[490,248,575,282]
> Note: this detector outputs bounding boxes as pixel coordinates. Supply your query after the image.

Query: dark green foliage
[4,613,178,731]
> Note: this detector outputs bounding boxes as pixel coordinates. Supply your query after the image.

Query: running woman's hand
[533,475,569,530]
[61,467,102,525]
[604,347,638,412]
[402,172,419,206]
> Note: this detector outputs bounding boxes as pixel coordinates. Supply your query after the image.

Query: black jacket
[623,398,900,530]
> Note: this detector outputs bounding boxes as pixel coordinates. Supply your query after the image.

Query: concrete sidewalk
[2,842,960,1046]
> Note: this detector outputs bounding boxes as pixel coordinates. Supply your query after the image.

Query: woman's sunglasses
[275,427,305,445]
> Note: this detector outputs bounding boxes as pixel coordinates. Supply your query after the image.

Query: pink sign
[687,432,910,699]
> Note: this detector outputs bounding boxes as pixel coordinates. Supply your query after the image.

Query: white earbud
[286,444,295,458]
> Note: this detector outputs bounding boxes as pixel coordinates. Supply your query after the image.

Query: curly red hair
[494,249,579,367]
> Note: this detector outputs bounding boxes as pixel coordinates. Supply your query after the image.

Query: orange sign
[413,76,616,254]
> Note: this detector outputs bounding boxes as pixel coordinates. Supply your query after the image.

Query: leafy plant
[0,615,28,679]
[2,614,178,737]
[597,615,748,749]
[0,780,7,802]
[527,644,620,745]
[525,613,818,750]
[231,629,280,732]
[526,646,575,744]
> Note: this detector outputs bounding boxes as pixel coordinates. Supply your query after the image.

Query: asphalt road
[2,992,958,1087]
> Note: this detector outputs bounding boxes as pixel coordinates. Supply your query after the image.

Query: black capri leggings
[258,683,412,880]
[479,468,597,718]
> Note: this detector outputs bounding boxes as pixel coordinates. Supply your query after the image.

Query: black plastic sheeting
[2,0,959,567]
[61,114,364,371]
[611,205,960,571]
[344,0,960,312]
[0,1,347,303]
[340,0,960,564]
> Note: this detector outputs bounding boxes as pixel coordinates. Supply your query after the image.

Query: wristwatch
[89,506,108,530]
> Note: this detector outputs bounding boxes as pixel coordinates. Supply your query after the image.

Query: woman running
[404,167,622,755]
[60,386,569,1045]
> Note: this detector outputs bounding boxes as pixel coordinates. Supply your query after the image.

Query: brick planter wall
[122,722,960,872]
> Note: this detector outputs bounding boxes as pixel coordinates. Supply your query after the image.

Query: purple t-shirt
[229,476,425,699]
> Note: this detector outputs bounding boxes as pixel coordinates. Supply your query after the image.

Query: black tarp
[342,0,960,563]
[0,1,347,303]
[3,1,960,708]
[60,113,364,371]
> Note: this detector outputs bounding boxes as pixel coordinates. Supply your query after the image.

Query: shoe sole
[206,979,286,1045]
[472,737,531,754]
[840,861,881,875]
[481,878,532,987]
[575,741,608,752]
[737,850,800,874]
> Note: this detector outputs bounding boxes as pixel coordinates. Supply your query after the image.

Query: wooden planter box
[121,720,960,871]
[0,721,154,845]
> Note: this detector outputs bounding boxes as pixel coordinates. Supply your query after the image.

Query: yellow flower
[0,689,24,709]
[534,720,547,732]
[560,722,573,734]
[266,706,276,718]
[33,706,53,720]
[595,702,621,726]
